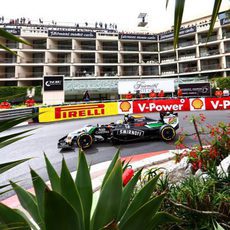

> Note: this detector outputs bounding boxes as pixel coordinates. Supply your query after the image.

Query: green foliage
[2,150,179,230]
[0,86,42,102]
[0,115,35,194]
[216,77,230,89]
[0,28,31,55]
[167,0,223,48]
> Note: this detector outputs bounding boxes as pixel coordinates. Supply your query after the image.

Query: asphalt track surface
[0,110,229,200]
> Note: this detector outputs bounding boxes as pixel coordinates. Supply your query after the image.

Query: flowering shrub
[175,114,230,173]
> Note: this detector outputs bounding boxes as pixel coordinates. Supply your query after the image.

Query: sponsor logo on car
[117,129,144,136]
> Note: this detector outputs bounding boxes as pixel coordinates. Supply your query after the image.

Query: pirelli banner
[38,97,230,122]
[39,102,118,122]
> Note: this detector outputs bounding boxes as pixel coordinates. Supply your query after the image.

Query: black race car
[58,112,179,150]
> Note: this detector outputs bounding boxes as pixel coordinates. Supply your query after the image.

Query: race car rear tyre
[160,125,176,141]
[77,133,93,149]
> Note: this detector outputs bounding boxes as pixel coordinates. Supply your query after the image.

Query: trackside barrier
[38,97,230,123]
[0,107,35,122]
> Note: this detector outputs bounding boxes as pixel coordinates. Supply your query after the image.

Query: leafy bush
[211,77,230,90]
[175,114,229,173]
[0,150,179,230]
[0,86,42,102]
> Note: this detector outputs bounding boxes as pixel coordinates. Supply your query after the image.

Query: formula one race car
[58,112,179,150]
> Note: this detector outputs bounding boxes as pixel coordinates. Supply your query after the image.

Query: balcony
[142,46,158,52]
[160,45,174,51]
[0,58,17,63]
[74,58,95,63]
[225,62,230,68]
[120,47,139,52]
[99,72,117,77]
[74,71,95,77]
[224,47,230,53]
[5,43,19,49]
[0,73,15,78]
[98,59,118,63]
[142,71,159,75]
[199,35,218,43]
[200,49,220,57]
[47,58,71,63]
[161,58,176,63]
[222,31,230,39]
[121,70,139,76]
[98,45,118,51]
[122,59,139,64]
[49,45,72,50]
[77,45,96,50]
[200,63,221,71]
[18,72,44,78]
[161,70,177,75]
[178,55,196,60]
[180,66,198,73]
[19,58,45,63]
[178,41,195,48]
[33,44,47,49]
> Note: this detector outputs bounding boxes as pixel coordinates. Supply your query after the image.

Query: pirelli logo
[55,104,105,119]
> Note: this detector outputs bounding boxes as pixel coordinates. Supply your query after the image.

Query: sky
[1,0,230,32]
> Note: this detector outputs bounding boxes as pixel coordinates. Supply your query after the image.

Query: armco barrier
[0,107,35,121]
[38,97,230,123]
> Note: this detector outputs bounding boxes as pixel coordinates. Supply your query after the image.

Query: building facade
[0,12,230,99]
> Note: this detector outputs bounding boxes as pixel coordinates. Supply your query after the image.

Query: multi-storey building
[0,11,230,99]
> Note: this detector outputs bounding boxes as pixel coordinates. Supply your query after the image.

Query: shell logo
[191,98,204,109]
[120,101,131,112]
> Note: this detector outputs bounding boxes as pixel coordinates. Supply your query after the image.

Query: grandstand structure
[0,11,229,97]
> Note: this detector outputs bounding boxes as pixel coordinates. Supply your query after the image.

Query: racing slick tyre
[77,133,93,149]
[160,125,176,141]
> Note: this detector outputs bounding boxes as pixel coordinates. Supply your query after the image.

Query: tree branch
[168,199,229,220]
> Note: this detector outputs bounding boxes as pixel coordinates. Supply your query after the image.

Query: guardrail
[0,107,35,121]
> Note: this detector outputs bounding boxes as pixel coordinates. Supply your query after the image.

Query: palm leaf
[119,193,166,230]
[60,158,84,229]
[173,0,185,48]
[31,168,48,223]
[166,0,169,9]
[10,181,43,228]
[0,129,35,144]
[118,169,143,219]
[14,209,39,230]
[91,158,122,230]
[207,0,222,40]
[44,189,80,230]
[0,92,27,102]
[0,43,17,55]
[0,134,32,149]
[44,153,61,193]
[119,174,160,224]
[101,149,120,188]
[75,149,92,230]
[0,158,31,174]
[0,203,31,229]
[0,28,31,46]
[0,115,36,132]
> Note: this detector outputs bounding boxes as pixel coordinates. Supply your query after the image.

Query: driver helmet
[124,114,130,122]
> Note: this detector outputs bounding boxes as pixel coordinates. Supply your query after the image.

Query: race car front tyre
[160,125,176,141]
[77,133,93,149]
